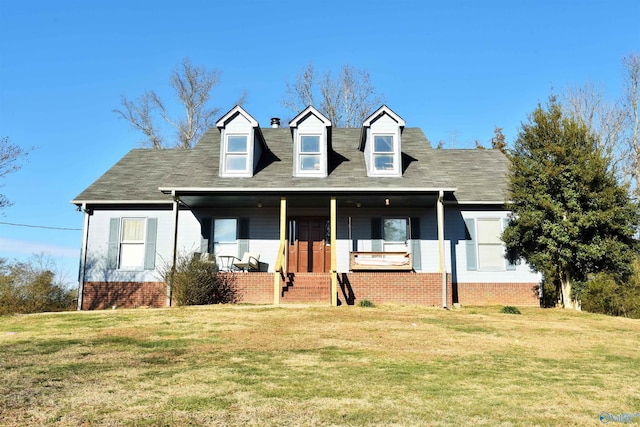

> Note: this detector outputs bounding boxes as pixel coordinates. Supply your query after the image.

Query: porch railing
[275,241,287,277]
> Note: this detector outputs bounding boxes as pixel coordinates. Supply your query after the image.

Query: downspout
[168,192,180,307]
[77,203,91,311]
[437,190,447,308]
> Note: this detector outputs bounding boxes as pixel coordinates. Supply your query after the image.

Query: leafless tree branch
[282,63,384,127]
[114,58,236,149]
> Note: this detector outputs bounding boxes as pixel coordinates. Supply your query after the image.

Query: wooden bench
[350,252,412,271]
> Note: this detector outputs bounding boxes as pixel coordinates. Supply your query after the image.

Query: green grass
[0,305,639,426]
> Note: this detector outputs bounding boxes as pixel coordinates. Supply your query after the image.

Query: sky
[1,0,638,285]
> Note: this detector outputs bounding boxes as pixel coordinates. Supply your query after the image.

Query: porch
[162,189,451,307]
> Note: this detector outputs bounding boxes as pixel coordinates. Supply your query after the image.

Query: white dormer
[360,105,405,177]
[216,106,262,178]
[289,106,331,177]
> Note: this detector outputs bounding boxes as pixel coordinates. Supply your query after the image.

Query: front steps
[281,272,331,304]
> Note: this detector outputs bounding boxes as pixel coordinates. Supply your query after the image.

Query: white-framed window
[108,217,157,271]
[383,217,408,251]
[119,218,145,269]
[213,218,238,257]
[296,134,324,176]
[224,134,249,173]
[465,217,515,271]
[372,134,396,173]
[476,219,504,270]
[299,135,321,172]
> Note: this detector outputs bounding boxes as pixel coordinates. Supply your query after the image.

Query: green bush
[357,298,375,308]
[582,257,640,319]
[0,257,77,315]
[501,306,521,315]
[168,256,239,306]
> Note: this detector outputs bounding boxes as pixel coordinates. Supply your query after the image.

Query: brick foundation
[81,276,540,309]
[234,273,275,304]
[82,282,166,310]
[338,272,452,307]
[456,282,540,306]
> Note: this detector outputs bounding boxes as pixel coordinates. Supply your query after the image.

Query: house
[72,105,541,310]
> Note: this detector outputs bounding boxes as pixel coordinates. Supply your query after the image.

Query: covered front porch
[162,188,453,307]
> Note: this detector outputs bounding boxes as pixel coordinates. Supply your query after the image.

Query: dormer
[216,106,263,178]
[359,105,405,177]
[289,106,331,177]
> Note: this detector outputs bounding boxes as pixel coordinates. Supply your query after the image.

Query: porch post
[437,190,447,308]
[168,194,180,307]
[77,203,91,311]
[274,196,287,305]
[330,196,338,306]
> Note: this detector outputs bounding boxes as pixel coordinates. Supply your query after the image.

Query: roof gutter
[159,186,458,194]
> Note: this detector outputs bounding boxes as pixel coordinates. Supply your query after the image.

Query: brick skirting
[337,272,452,307]
[81,275,540,309]
[456,282,540,306]
[235,273,274,304]
[82,281,166,310]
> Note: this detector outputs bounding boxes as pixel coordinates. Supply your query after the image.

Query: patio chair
[233,252,260,272]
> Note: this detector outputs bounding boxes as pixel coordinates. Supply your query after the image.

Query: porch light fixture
[356,202,362,208]
[257,201,263,208]
[385,198,390,206]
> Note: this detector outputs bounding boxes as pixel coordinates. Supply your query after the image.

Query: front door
[287,217,331,273]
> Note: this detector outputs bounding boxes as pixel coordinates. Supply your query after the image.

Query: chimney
[270,117,280,128]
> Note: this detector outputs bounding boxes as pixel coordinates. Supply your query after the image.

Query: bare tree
[622,52,640,197]
[282,63,384,128]
[562,83,627,161]
[114,58,243,149]
[0,136,28,209]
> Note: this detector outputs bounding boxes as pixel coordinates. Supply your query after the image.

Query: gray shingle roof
[72,127,509,204]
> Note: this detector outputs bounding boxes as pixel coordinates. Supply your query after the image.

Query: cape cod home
[72,105,541,310]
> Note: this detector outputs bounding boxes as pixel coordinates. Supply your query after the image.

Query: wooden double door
[287,217,331,273]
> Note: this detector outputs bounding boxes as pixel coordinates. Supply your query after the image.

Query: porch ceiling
[175,191,441,209]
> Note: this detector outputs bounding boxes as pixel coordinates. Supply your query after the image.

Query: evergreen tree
[503,98,639,309]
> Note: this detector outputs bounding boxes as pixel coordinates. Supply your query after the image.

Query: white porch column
[330,196,338,306]
[437,190,447,308]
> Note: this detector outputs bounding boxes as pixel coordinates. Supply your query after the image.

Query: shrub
[582,257,640,319]
[358,298,375,308]
[501,306,521,315]
[168,255,239,306]
[0,257,77,315]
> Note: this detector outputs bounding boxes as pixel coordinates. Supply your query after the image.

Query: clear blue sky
[1,0,638,284]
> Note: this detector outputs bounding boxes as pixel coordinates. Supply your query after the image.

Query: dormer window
[225,134,249,173]
[299,135,322,172]
[216,106,263,178]
[360,105,406,177]
[373,135,395,172]
[289,106,331,177]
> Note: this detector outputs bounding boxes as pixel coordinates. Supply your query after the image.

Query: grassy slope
[0,305,638,426]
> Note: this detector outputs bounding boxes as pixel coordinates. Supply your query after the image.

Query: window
[373,135,395,172]
[213,218,238,257]
[119,218,145,269]
[465,217,514,271]
[477,219,504,270]
[298,134,322,174]
[107,217,157,270]
[383,218,408,251]
[224,135,249,173]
